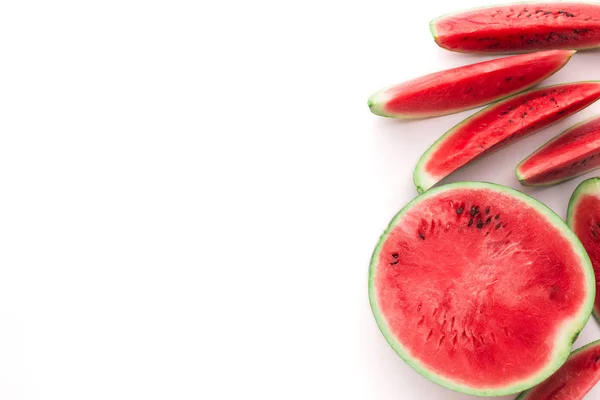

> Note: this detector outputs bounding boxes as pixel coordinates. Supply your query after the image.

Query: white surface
[1,0,599,399]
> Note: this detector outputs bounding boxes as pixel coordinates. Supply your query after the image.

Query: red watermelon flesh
[516,340,600,400]
[517,115,600,186]
[414,82,600,193]
[568,178,600,321]
[432,3,600,54]
[368,50,574,119]
[370,182,595,396]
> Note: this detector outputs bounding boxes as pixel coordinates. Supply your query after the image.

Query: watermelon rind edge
[369,181,595,396]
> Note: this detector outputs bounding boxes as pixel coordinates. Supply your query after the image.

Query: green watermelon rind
[369,181,595,397]
[567,177,600,323]
[430,2,600,54]
[515,338,600,399]
[516,115,600,186]
[413,81,600,194]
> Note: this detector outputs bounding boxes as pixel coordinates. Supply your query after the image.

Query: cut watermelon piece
[516,340,600,399]
[414,82,600,193]
[431,3,600,54]
[517,115,600,186]
[568,178,600,321]
[368,50,574,119]
[370,182,595,396]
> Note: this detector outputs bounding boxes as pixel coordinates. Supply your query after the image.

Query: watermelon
[568,177,600,321]
[369,182,595,396]
[367,50,575,119]
[516,340,600,399]
[517,115,600,186]
[414,82,600,193]
[431,3,600,54]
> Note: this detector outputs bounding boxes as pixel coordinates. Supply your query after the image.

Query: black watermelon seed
[485,217,492,225]
[485,207,490,214]
[391,260,399,265]
[392,253,399,258]
[457,207,464,215]
[470,206,479,216]
[418,232,425,240]
[496,223,502,230]
[477,220,484,229]
[468,219,474,227]
[495,214,500,220]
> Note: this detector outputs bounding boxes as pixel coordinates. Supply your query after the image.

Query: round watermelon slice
[567,177,600,321]
[516,340,600,399]
[369,182,595,396]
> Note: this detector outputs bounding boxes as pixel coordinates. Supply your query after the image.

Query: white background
[0,0,599,399]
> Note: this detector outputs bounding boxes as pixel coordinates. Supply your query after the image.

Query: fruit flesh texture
[517,341,600,399]
[415,82,600,193]
[432,3,600,54]
[518,116,600,185]
[374,186,588,389]
[569,179,600,319]
[368,50,574,118]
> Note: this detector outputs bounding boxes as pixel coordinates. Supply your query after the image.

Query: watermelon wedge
[431,3,600,54]
[568,177,600,321]
[517,115,600,186]
[414,82,600,193]
[370,182,595,396]
[516,340,600,399]
[368,50,575,119]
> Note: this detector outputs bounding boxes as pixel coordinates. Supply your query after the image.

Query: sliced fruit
[517,115,600,186]
[414,82,600,193]
[568,178,600,321]
[370,182,595,396]
[516,340,600,399]
[431,3,600,54]
[368,50,575,119]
